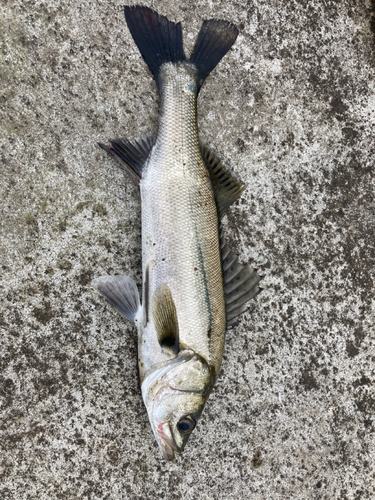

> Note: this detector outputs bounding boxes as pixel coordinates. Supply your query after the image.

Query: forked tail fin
[124,6,238,91]
[190,19,238,89]
[124,6,186,88]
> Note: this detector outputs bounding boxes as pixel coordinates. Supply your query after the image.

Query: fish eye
[178,416,196,433]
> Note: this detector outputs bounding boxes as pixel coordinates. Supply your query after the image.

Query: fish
[93,5,263,461]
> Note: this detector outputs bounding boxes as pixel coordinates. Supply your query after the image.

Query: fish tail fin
[124,6,186,88]
[190,19,239,90]
[124,7,238,91]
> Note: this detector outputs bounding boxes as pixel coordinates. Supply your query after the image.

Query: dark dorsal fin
[92,275,140,325]
[201,145,246,218]
[98,133,156,184]
[152,284,179,352]
[220,230,264,327]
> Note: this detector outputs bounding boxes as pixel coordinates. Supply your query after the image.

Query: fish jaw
[155,421,181,461]
[141,354,192,460]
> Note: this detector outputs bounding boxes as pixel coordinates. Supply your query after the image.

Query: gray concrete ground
[1,0,375,498]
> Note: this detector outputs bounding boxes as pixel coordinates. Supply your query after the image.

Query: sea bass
[93,6,263,461]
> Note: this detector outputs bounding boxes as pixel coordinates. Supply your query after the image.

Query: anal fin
[98,132,156,183]
[92,275,140,325]
[201,146,246,218]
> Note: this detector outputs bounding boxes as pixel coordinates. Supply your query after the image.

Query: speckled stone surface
[1,1,375,498]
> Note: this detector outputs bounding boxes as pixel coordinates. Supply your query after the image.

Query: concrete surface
[1,0,375,498]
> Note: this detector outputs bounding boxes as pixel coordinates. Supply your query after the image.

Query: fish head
[141,351,213,461]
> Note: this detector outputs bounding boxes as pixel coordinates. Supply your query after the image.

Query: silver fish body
[139,62,225,383]
[94,6,263,461]
[138,63,224,459]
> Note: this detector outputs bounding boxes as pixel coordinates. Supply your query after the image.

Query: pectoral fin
[201,146,246,218]
[92,275,140,325]
[152,284,179,352]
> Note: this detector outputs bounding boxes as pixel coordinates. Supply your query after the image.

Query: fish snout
[156,421,180,461]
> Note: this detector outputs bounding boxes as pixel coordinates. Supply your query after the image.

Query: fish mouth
[155,421,181,461]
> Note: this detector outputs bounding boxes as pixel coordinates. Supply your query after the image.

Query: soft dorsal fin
[98,133,156,183]
[92,275,140,325]
[201,146,246,218]
[220,230,264,326]
[151,284,179,352]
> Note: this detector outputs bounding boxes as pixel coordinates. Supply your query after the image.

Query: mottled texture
[1,0,374,498]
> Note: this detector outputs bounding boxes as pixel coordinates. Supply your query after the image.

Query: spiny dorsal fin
[201,146,246,218]
[92,275,140,325]
[152,284,179,352]
[98,132,156,183]
[220,230,264,327]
